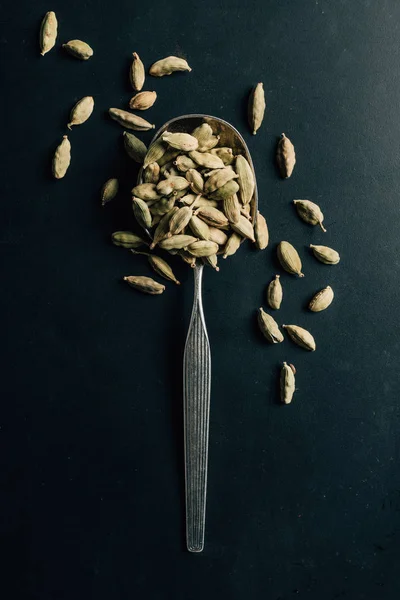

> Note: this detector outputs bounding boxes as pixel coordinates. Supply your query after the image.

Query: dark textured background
[1,0,400,598]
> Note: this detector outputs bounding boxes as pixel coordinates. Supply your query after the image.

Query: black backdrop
[1,1,400,598]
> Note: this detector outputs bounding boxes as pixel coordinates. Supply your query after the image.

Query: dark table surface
[2,0,400,598]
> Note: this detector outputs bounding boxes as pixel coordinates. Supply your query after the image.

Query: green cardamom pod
[277,133,296,178]
[309,286,334,312]
[310,244,340,265]
[40,11,57,56]
[187,240,219,257]
[161,132,198,152]
[159,234,198,251]
[112,231,145,248]
[282,325,316,351]
[231,215,255,242]
[123,131,147,163]
[267,275,282,310]
[294,199,326,232]
[149,56,192,77]
[195,206,229,228]
[185,169,204,194]
[223,194,240,224]
[169,206,193,236]
[129,52,145,91]
[129,91,157,110]
[208,179,240,201]
[248,82,266,135]
[235,155,255,205]
[101,178,119,206]
[189,150,225,169]
[151,207,179,248]
[258,308,284,344]
[132,196,152,229]
[123,275,165,295]
[67,96,94,129]
[131,183,161,201]
[210,147,235,165]
[109,108,154,131]
[52,135,71,179]
[277,241,304,277]
[143,162,160,184]
[254,211,269,250]
[143,139,167,168]
[280,362,295,404]
[222,232,242,259]
[62,39,93,60]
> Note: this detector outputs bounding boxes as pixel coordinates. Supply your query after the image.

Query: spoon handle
[183,263,211,553]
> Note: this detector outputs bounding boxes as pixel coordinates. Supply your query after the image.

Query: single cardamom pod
[123,275,165,295]
[310,244,340,265]
[67,96,94,129]
[191,123,220,152]
[309,286,334,312]
[162,132,198,152]
[112,231,145,248]
[62,39,93,60]
[235,155,255,205]
[131,250,180,285]
[189,150,225,169]
[179,193,199,206]
[205,168,238,193]
[143,162,160,184]
[187,240,219,257]
[185,169,204,194]
[282,325,316,351]
[223,232,242,259]
[143,139,167,168]
[277,241,304,277]
[131,183,161,201]
[254,211,269,250]
[167,176,191,192]
[157,147,181,166]
[132,196,152,229]
[169,206,193,236]
[267,275,283,310]
[195,206,229,228]
[258,308,284,344]
[159,234,198,251]
[109,108,154,131]
[189,215,211,240]
[202,254,220,271]
[52,135,71,179]
[129,90,157,111]
[208,179,240,202]
[223,194,241,224]
[277,133,296,178]
[231,215,255,242]
[174,155,197,172]
[156,179,176,197]
[40,11,57,56]
[123,131,147,163]
[210,147,235,165]
[179,250,197,268]
[294,199,326,232]
[248,82,266,135]
[208,227,228,246]
[149,56,192,76]
[150,197,176,216]
[151,207,179,248]
[129,52,145,91]
[280,362,295,404]
[101,178,119,206]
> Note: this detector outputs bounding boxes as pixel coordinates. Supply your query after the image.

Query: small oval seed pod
[235,155,255,205]
[308,286,334,312]
[62,40,93,60]
[248,82,266,135]
[123,275,165,295]
[132,196,152,229]
[129,91,157,110]
[67,96,94,129]
[254,211,269,249]
[277,241,304,277]
[112,231,145,248]
[280,362,295,404]
[130,52,145,91]
[40,11,57,56]
[187,240,219,257]
[293,199,326,232]
[109,108,154,131]
[310,244,340,265]
[282,325,316,351]
[162,132,198,152]
[258,308,284,344]
[52,135,71,179]
[143,162,160,184]
[149,56,192,76]
[267,275,282,310]
[101,178,119,206]
[276,133,296,178]
[123,131,147,163]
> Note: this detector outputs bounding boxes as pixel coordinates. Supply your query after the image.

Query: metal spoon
[138,115,258,552]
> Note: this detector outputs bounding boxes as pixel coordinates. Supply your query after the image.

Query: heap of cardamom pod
[111,122,269,289]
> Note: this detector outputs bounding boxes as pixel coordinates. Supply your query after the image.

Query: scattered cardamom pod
[169,206,193,236]
[40,11,57,56]
[159,234,198,251]
[123,131,147,163]
[143,162,160,184]
[254,211,269,250]
[223,232,242,259]
[195,206,229,228]
[132,196,152,229]
[310,244,340,265]
[112,231,145,248]
[52,135,71,179]
[109,108,155,131]
[223,194,241,224]
[174,155,197,172]
[267,275,282,310]
[129,90,157,111]
[62,39,93,60]
[185,169,204,194]
[131,183,161,201]
[309,286,334,312]
[149,56,192,76]
[277,241,304,277]
[67,96,94,130]
[231,215,255,242]
[282,325,316,351]
[131,250,180,285]
[189,150,225,169]
[123,275,165,295]
[277,133,296,178]
[162,132,198,152]
[248,82,266,135]
[189,215,211,240]
[208,179,240,202]
[210,147,235,165]
[294,199,326,232]
[151,208,179,248]
[129,52,145,91]
[280,362,295,404]
[101,178,119,206]
[187,240,219,257]
[143,140,167,169]
[235,155,255,205]
[258,308,284,344]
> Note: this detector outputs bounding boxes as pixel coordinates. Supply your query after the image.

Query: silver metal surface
[139,115,258,552]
